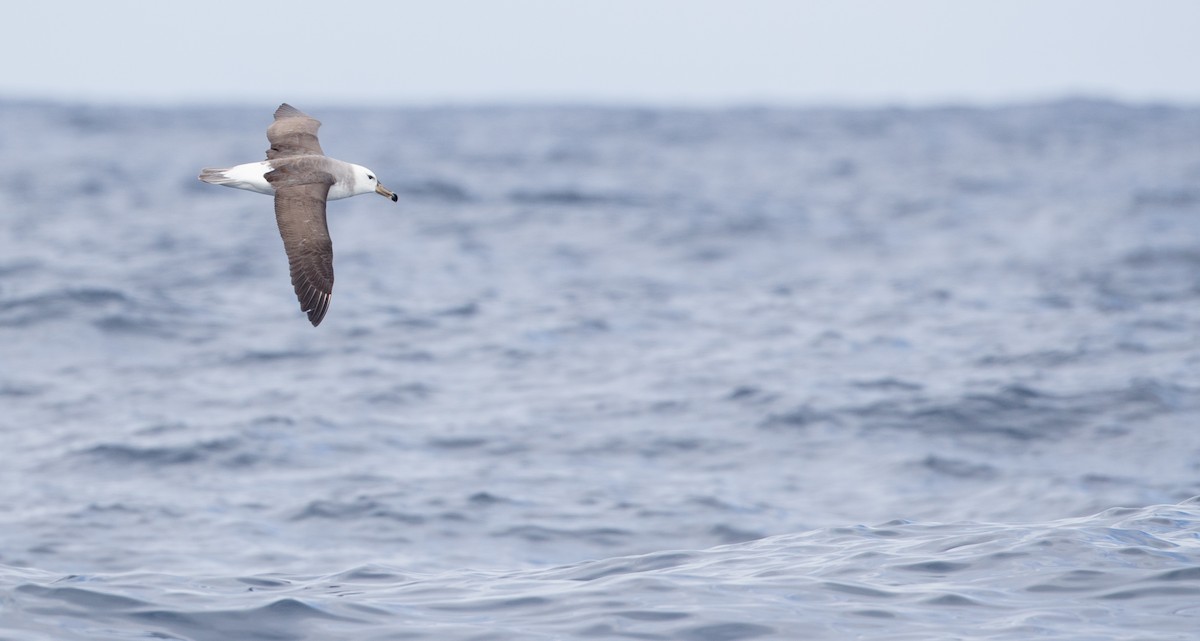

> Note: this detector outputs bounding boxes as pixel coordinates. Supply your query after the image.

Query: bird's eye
[368,175,374,180]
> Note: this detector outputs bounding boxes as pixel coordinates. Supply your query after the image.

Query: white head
[353,164,398,201]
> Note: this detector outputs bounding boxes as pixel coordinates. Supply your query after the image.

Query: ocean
[1,99,1199,639]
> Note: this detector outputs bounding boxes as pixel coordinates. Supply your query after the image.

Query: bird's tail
[198,167,234,185]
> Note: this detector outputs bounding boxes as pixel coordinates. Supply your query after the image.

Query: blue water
[2,99,1200,639]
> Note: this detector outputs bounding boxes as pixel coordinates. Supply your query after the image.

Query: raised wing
[266,103,324,160]
[266,165,336,326]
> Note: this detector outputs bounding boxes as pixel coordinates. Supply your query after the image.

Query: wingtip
[274,103,307,120]
[305,292,331,327]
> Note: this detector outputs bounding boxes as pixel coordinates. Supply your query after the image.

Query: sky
[3,0,1199,107]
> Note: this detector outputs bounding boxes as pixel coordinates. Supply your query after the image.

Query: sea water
[1,100,1199,639]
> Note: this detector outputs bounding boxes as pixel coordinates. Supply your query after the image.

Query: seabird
[199,103,398,326]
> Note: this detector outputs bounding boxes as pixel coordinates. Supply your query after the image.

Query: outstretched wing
[266,164,336,326]
[266,103,324,160]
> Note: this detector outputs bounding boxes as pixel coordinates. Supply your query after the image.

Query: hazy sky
[4,0,1198,106]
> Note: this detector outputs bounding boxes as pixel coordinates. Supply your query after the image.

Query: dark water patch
[1035,293,1074,309]
[551,551,696,581]
[923,593,982,606]
[687,496,753,512]
[430,595,552,612]
[247,415,298,429]
[426,435,488,450]
[759,405,836,429]
[330,566,412,583]
[93,313,178,339]
[0,259,41,277]
[360,382,434,406]
[237,576,293,588]
[380,311,440,331]
[436,300,480,317]
[894,560,971,574]
[850,609,896,619]
[494,525,633,547]
[709,524,765,544]
[398,178,474,202]
[1026,569,1115,593]
[951,175,1014,195]
[1131,187,1200,211]
[468,491,508,506]
[1081,473,1136,488]
[576,623,659,639]
[290,498,425,525]
[680,622,774,641]
[518,319,611,345]
[910,385,1072,439]
[852,384,1093,440]
[1119,378,1198,414]
[642,435,708,456]
[614,610,690,621]
[716,213,778,236]
[889,197,939,218]
[685,246,731,263]
[15,584,148,609]
[1099,585,1200,600]
[1123,246,1200,270]
[376,346,437,362]
[821,582,898,598]
[55,105,162,134]
[830,525,906,540]
[508,188,641,207]
[0,287,132,327]
[70,502,178,521]
[919,456,998,480]
[0,381,45,397]
[129,598,354,641]
[1151,566,1200,582]
[228,349,320,365]
[1088,248,1200,307]
[541,143,600,164]
[726,385,774,403]
[851,378,923,392]
[78,437,242,467]
[975,349,1083,368]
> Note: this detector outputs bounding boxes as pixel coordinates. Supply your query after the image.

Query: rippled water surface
[2,100,1200,639]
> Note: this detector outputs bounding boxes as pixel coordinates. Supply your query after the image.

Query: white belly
[209,161,355,200]
[222,161,275,195]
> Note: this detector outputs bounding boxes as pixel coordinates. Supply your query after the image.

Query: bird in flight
[199,104,398,326]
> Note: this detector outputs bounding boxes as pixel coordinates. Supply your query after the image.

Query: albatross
[199,103,398,326]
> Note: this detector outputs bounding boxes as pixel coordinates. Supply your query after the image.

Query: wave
[3,499,1199,640]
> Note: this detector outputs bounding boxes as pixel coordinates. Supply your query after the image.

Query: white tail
[197,162,275,195]
[198,168,234,185]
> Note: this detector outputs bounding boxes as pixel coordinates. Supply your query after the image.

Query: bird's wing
[266,164,336,326]
[266,103,325,160]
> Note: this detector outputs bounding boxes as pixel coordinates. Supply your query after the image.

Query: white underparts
[199,162,274,195]
[198,160,361,200]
